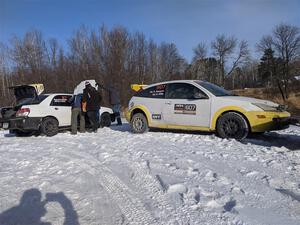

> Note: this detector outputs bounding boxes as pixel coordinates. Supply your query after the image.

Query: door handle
[55,107,59,110]
[165,101,171,105]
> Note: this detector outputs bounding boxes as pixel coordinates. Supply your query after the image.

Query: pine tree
[258,48,286,99]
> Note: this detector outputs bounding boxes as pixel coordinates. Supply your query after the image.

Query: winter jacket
[109,88,121,105]
[70,94,83,109]
[101,86,120,105]
[82,86,102,111]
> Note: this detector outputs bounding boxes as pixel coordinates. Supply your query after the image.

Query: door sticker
[152,114,162,120]
[174,104,196,115]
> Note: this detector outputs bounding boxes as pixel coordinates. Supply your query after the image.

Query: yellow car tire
[131,113,149,134]
[216,112,249,140]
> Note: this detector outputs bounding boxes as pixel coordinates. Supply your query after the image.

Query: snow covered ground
[0,123,300,225]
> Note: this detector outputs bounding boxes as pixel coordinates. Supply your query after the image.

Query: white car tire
[100,113,111,127]
[40,117,59,137]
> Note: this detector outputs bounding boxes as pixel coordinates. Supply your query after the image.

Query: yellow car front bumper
[245,111,291,132]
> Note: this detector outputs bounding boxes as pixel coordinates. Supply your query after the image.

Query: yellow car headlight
[252,103,278,112]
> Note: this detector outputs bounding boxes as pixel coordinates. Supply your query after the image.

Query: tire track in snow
[109,135,240,224]
[60,151,156,225]
[111,133,299,224]
[128,161,239,225]
[129,161,186,223]
[117,143,230,225]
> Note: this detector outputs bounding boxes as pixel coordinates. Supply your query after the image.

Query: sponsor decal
[152,114,162,120]
[54,99,67,103]
[174,104,196,115]
[149,84,166,97]
[54,96,68,103]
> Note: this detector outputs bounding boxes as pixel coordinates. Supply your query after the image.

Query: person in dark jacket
[70,93,85,134]
[82,81,102,132]
[99,84,122,125]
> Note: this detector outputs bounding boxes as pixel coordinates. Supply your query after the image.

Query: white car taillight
[16,108,30,117]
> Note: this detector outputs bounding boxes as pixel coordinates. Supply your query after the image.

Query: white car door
[163,83,211,127]
[134,84,167,126]
[48,95,72,126]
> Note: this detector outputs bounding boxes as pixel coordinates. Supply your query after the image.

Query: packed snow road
[0,124,300,225]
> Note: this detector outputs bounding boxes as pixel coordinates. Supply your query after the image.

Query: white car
[126,80,297,140]
[0,82,114,136]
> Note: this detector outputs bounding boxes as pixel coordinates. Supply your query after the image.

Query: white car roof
[145,80,202,88]
[45,93,72,96]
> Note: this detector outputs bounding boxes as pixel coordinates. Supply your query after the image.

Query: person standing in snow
[82,81,102,132]
[99,84,122,126]
[70,93,85,134]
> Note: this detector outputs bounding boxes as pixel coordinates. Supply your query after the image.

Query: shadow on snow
[0,188,79,225]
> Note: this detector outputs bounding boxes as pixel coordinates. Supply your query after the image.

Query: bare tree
[211,34,237,85]
[147,39,159,82]
[47,38,59,68]
[0,43,9,98]
[273,23,300,97]
[211,34,250,86]
[159,43,186,81]
[192,42,207,62]
[256,35,273,53]
[10,30,47,82]
[227,40,250,76]
[257,23,300,98]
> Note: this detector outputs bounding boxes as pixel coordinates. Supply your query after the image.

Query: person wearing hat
[82,81,102,132]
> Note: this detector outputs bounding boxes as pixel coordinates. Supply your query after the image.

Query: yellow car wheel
[131,113,149,133]
[217,112,249,140]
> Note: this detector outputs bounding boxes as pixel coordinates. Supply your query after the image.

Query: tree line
[0,23,299,107]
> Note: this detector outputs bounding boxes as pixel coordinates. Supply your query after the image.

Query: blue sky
[1,0,299,62]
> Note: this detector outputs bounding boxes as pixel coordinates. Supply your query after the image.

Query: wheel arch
[212,107,251,132]
[130,106,151,125]
[42,116,59,126]
[40,116,60,136]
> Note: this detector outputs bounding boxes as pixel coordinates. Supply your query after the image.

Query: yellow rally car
[126,80,298,140]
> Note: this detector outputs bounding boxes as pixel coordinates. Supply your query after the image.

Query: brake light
[16,108,30,117]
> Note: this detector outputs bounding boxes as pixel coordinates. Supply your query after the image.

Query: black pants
[87,111,99,131]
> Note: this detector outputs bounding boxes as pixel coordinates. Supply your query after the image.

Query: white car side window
[135,85,166,99]
[50,95,72,107]
[167,83,208,99]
